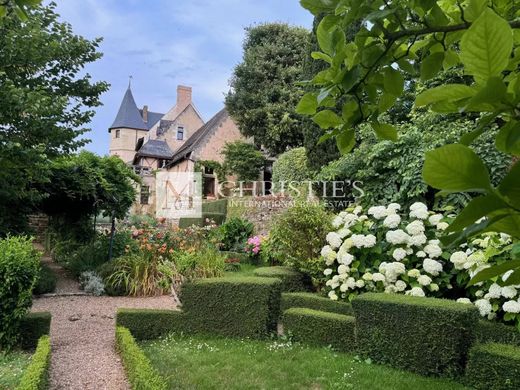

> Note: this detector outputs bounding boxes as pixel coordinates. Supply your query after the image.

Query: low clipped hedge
[180,277,282,338]
[465,342,520,390]
[281,292,353,316]
[253,266,313,292]
[19,312,51,350]
[115,326,167,390]
[16,336,51,390]
[475,320,520,347]
[116,309,186,341]
[282,308,356,351]
[33,265,57,295]
[202,199,228,215]
[352,293,479,377]
[178,212,226,228]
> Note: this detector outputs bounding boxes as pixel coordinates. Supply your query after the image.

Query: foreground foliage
[0,350,31,389]
[141,333,467,390]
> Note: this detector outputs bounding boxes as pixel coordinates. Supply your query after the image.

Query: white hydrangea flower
[328,291,338,300]
[503,300,520,313]
[417,275,432,286]
[337,264,349,275]
[392,248,407,261]
[406,220,425,236]
[407,287,425,297]
[340,238,354,252]
[326,232,342,249]
[386,229,410,245]
[332,215,344,228]
[502,286,517,299]
[387,203,401,213]
[338,273,349,281]
[502,270,514,282]
[362,272,373,281]
[337,251,354,266]
[428,214,443,226]
[379,262,406,283]
[465,252,486,269]
[408,269,421,278]
[346,277,356,289]
[457,298,472,304]
[416,251,426,258]
[450,251,468,270]
[383,213,401,228]
[500,233,512,244]
[324,268,333,276]
[475,290,484,298]
[475,299,492,316]
[423,258,443,276]
[351,234,377,248]
[372,273,386,282]
[385,285,397,293]
[353,206,363,215]
[395,280,407,292]
[343,213,359,227]
[355,279,365,288]
[486,283,502,299]
[409,202,429,219]
[368,206,388,219]
[424,243,442,258]
[430,283,439,292]
[408,233,427,247]
[337,227,352,238]
[436,222,449,231]
[340,283,349,292]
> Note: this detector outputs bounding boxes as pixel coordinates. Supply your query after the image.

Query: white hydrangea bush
[322,203,516,327]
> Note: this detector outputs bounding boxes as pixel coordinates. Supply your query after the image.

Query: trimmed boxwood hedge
[202,199,228,215]
[115,326,167,390]
[178,212,226,228]
[352,293,479,377]
[19,312,51,350]
[180,277,282,338]
[465,342,520,390]
[116,309,186,341]
[281,292,353,316]
[16,336,51,390]
[475,320,520,347]
[282,308,356,351]
[253,266,313,292]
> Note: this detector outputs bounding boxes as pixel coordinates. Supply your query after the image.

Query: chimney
[177,85,192,111]
[142,105,148,123]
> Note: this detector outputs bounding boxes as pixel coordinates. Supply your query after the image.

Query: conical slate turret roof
[109,86,148,131]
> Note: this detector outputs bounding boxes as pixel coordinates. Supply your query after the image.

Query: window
[204,166,214,175]
[177,126,184,140]
[158,159,165,169]
[140,185,150,205]
[115,129,121,138]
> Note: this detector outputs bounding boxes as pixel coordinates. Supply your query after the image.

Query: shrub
[174,247,225,280]
[281,292,353,316]
[475,320,520,347]
[178,212,226,228]
[19,312,51,350]
[115,326,167,390]
[353,293,479,377]
[16,335,51,390]
[116,309,186,341]
[271,147,315,190]
[219,217,254,251]
[465,343,520,390]
[269,202,332,278]
[33,265,56,295]
[79,271,105,296]
[180,277,282,338]
[282,308,356,351]
[222,140,265,182]
[202,199,228,215]
[0,236,41,350]
[253,266,313,292]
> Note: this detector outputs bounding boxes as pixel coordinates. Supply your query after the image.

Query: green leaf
[371,123,398,141]
[336,128,356,154]
[464,0,489,22]
[296,93,318,115]
[460,8,513,83]
[486,212,520,237]
[340,66,360,92]
[423,143,492,192]
[496,121,520,156]
[513,242,520,259]
[313,110,343,129]
[415,84,475,107]
[498,161,520,209]
[311,51,332,63]
[446,194,508,233]
[300,0,338,14]
[464,77,508,111]
[378,93,397,113]
[468,260,520,286]
[317,15,340,55]
[460,114,497,145]
[420,52,444,81]
[384,68,404,96]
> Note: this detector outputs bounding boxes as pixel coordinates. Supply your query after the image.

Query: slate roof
[109,86,164,131]
[167,108,228,166]
[135,139,173,159]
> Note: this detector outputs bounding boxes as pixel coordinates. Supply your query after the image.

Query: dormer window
[177,126,184,140]
[115,129,121,138]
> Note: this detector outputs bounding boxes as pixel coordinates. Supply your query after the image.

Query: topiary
[272,147,315,192]
[0,236,41,350]
[33,264,57,295]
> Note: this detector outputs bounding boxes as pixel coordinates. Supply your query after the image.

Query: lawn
[0,351,31,389]
[141,334,469,390]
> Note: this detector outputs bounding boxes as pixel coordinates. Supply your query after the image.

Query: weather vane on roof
[128,75,133,88]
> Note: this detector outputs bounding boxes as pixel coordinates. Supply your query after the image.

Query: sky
[49,0,314,156]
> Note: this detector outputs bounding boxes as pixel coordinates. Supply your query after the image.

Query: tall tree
[225,23,309,155]
[0,3,109,234]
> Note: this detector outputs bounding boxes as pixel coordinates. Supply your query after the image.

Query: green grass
[141,334,469,390]
[0,351,31,389]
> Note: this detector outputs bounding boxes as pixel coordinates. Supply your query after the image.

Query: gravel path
[32,248,178,389]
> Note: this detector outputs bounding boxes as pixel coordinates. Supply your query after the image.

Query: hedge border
[115,326,168,390]
[282,308,356,351]
[19,312,51,350]
[281,292,353,316]
[116,309,186,341]
[465,342,520,390]
[16,335,51,390]
[253,266,313,292]
[475,320,520,347]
